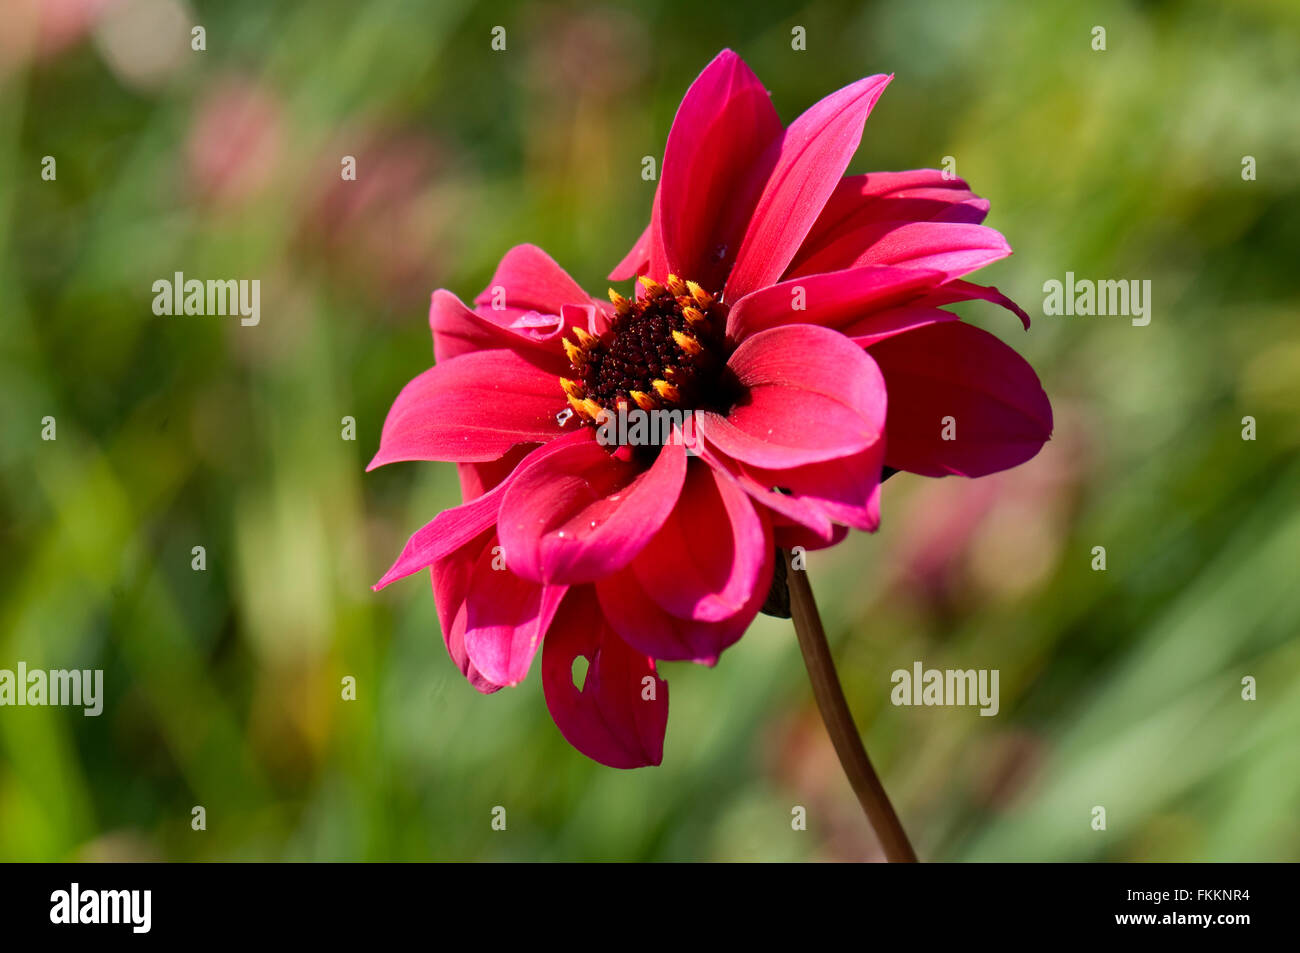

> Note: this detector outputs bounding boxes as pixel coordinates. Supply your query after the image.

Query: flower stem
[784,552,918,862]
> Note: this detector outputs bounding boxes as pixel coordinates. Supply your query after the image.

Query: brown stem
[784,550,918,862]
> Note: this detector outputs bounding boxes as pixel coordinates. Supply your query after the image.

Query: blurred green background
[2,0,1298,862]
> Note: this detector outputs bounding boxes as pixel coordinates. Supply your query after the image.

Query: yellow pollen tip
[629,389,657,411]
[567,393,587,416]
[672,330,702,356]
[608,289,631,312]
[581,398,604,420]
[665,274,688,296]
[651,379,681,402]
[560,377,584,399]
[682,305,706,326]
[638,275,665,297]
[572,326,598,349]
[686,280,712,307]
[562,339,584,365]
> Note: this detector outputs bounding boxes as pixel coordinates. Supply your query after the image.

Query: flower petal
[724,74,893,301]
[726,264,944,340]
[772,517,849,552]
[431,531,504,694]
[430,290,567,370]
[839,304,960,348]
[625,460,772,623]
[542,588,668,769]
[791,170,989,275]
[866,321,1052,477]
[472,243,592,317]
[456,443,537,502]
[374,454,526,590]
[595,562,766,665]
[739,440,884,532]
[497,430,688,584]
[653,48,784,288]
[462,540,567,686]
[368,350,572,468]
[699,324,887,468]
[694,436,835,541]
[791,221,1011,283]
[920,278,1031,329]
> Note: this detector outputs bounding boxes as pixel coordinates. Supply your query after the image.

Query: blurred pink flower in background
[765,708,880,860]
[185,75,285,206]
[526,6,646,102]
[298,130,449,307]
[0,0,112,72]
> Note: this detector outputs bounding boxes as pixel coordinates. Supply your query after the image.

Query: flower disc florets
[560,274,731,423]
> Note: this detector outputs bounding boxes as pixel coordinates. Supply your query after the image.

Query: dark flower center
[561,274,732,424]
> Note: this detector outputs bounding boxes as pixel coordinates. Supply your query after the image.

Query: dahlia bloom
[370,50,1051,768]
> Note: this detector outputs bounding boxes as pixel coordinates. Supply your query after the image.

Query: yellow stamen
[682,305,707,327]
[572,326,598,349]
[652,379,681,402]
[665,273,688,297]
[607,288,631,313]
[562,339,585,365]
[638,275,665,298]
[672,330,702,356]
[581,398,604,420]
[560,377,584,399]
[686,280,712,308]
[629,389,656,411]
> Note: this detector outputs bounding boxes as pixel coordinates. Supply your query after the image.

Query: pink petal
[737,440,885,532]
[697,434,883,539]
[374,457,524,590]
[457,443,537,502]
[867,321,1052,477]
[840,304,960,348]
[772,517,849,552]
[497,430,688,584]
[430,290,567,371]
[724,74,893,301]
[472,243,592,317]
[791,170,989,274]
[694,437,835,542]
[626,460,772,623]
[462,539,568,686]
[595,561,766,665]
[367,350,572,468]
[653,48,784,289]
[431,532,504,694]
[921,279,1031,329]
[792,221,1011,282]
[699,324,887,468]
[726,264,945,341]
[542,588,668,769]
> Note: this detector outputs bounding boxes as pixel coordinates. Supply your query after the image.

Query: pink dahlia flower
[370,49,1051,769]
